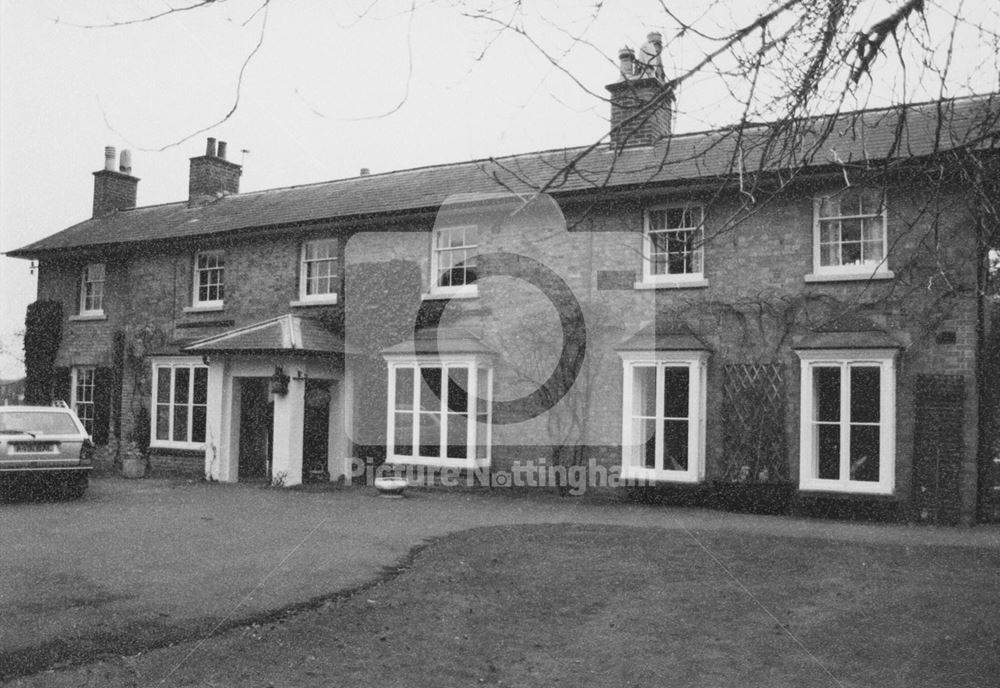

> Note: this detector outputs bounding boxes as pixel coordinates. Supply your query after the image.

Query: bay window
[796,349,896,494]
[386,356,492,467]
[71,367,96,436]
[619,351,708,482]
[151,358,209,448]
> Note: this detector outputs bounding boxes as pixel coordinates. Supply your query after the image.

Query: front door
[238,378,273,481]
[302,379,331,481]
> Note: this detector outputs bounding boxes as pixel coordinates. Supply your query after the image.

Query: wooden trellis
[721,363,788,482]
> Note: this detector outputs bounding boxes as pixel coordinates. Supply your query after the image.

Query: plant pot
[121,455,147,479]
[711,480,794,515]
[374,476,408,498]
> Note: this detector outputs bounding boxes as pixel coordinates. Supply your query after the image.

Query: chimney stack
[606,31,674,149]
[189,136,242,204]
[93,146,139,218]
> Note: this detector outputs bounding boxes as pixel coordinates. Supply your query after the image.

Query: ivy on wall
[23,300,63,404]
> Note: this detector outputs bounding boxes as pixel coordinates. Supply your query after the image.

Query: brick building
[8,47,999,523]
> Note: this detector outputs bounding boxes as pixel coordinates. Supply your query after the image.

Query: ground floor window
[619,351,708,482]
[796,349,896,494]
[71,367,96,436]
[386,357,492,467]
[151,358,208,449]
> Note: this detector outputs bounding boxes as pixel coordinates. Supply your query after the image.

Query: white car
[0,403,93,499]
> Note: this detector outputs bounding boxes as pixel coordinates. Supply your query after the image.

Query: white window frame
[296,238,339,305]
[428,225,478,298]
[71,366,96,437]
[638,204,708,288]
[806,188,893,282]
[619,350,708,483]
[79,263,106,316]
[384,354,492,468]
[150,357,209,450]
[192,251,225,309]
[796,349,896,495]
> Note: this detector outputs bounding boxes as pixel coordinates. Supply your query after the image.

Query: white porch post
[271,376,305,486]
[205,360,237,482]
[341,361,356,484]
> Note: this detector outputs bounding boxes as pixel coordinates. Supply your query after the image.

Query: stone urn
[374,476,408,498]
[121,442,148,479]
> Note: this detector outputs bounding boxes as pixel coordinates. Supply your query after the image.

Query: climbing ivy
[23,299,63,404]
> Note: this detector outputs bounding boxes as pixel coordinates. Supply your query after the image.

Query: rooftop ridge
[42,92,1000,216]
[7,91,997,258]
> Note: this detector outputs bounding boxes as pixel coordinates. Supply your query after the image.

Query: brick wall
[343,179,982,519]
[32,175,985,519]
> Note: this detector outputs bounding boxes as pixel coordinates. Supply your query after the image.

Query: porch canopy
[615,322,712,352]
[183,314,346,356]
[181,315,349,488]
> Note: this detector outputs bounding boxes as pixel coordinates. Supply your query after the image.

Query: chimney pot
[104,146,117,171]
[360,167,370,176]
[206,137,217,157]
[637,31,666,81]
[119,149,132,174]
[618,46,635,79]
[217,141,227,160]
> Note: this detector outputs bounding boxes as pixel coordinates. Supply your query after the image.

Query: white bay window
[619,351,708,482]
[386,356,492,467]
[796,349,896,494]
[150,358,209,449]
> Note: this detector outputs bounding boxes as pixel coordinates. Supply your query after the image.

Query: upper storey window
[641,205,706,287]
[810,189,891,281]
[299,239,339,304]
[193,251,225,308]
[79,263,105,315]
[430,225,478,297]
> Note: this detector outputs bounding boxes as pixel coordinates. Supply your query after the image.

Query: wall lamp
[270,366,290,395]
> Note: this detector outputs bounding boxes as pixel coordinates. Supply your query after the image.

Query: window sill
[69,313,107,322]
[148,446,205,457]
[386,455,490,469]
[290,297,338,307]
[149,442,206,452]
[620,466,702,483]
[421,289,479,301]
[804,270,894,283]
[633,278,708,290]
[798,482,894,496]
[183,304,225,313]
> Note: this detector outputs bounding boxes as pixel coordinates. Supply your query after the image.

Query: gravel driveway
[2,477,997,680]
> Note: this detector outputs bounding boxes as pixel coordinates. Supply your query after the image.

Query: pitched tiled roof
[9,93,998,258]
[381,327,495,357]
[183,315,345,354]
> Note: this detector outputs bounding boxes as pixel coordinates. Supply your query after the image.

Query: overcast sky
[1,0,997,379]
